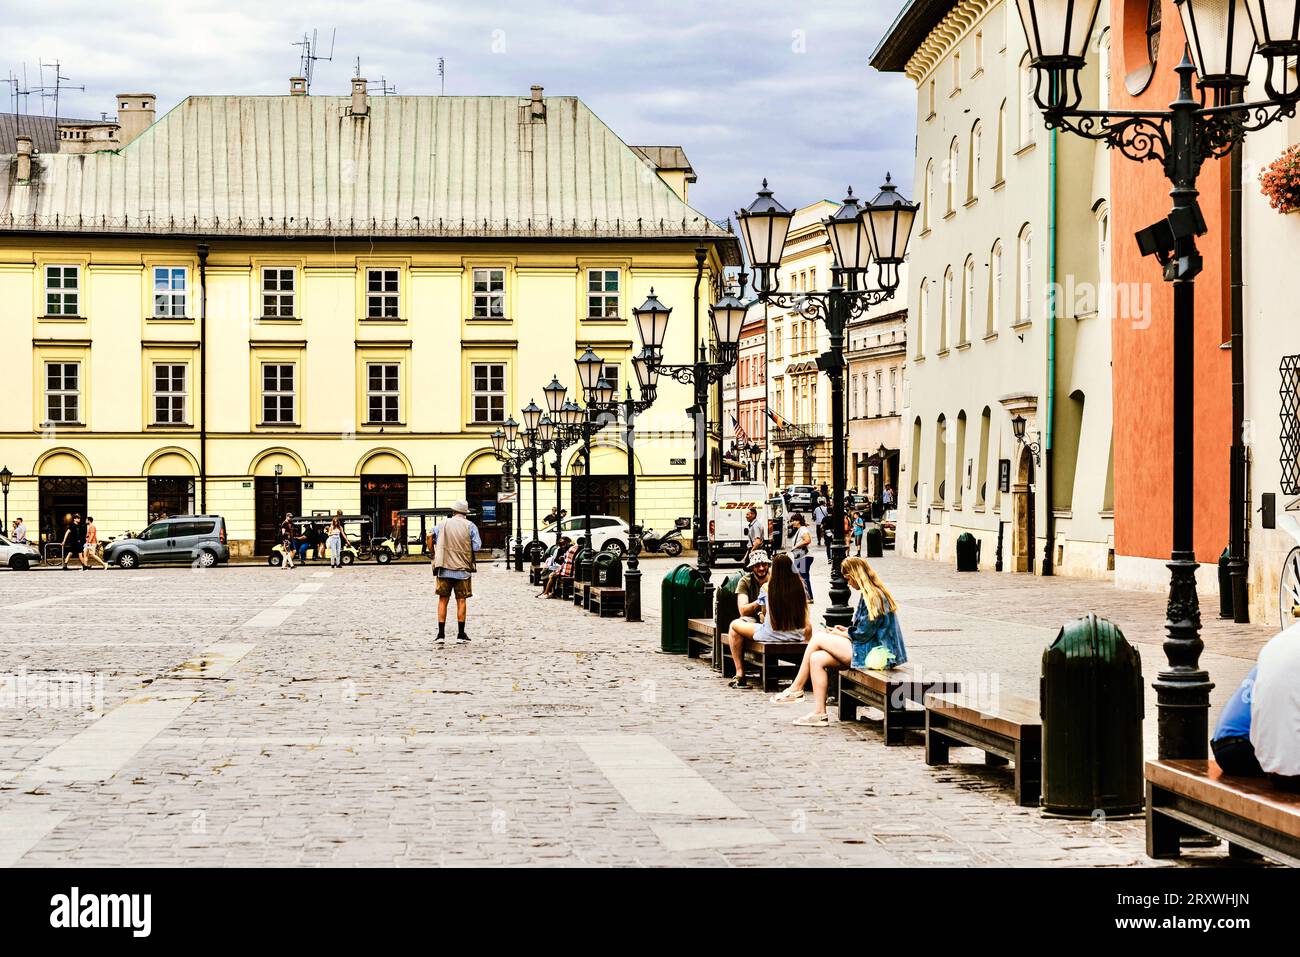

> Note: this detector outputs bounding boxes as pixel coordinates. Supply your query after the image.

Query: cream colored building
[0,82,737,556]
[1242,94,1300,625]
[873,0,1114,577]
[847,306,906,501]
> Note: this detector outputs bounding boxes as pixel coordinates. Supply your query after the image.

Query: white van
[708,481,768,564]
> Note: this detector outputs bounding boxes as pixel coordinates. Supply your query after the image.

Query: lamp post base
[625,561,642,622]
[1154,554,1214,760]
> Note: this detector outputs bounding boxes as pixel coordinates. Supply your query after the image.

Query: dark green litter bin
[716,572,744,639]
[661,563,708,654]
[1040,613,1144,817]
[593,552,623,588]
[956,532,978,571]
[865,524,884,558]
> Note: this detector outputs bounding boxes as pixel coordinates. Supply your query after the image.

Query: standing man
[812,499,827,547]
[11,517,26,544]
[743,507,765,561]
[279,512,296,570]
[430,500,481,644]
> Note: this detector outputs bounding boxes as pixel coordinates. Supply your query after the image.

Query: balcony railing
[771,422,826,445]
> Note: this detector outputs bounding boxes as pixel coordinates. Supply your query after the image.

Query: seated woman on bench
[538,537,576,598]
[770,556,908,727]
[726,554,810,688]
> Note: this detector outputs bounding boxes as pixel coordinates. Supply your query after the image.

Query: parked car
[783,484,817,513]
[0,533,38,570]
[880,508,897,549]
[103,515,230,569]
[554,515,630,556]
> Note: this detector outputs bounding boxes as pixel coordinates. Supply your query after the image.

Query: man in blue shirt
[429,500,482,644]
[1212,666,1262,777]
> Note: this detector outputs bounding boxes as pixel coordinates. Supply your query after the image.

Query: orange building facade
[1110,0,1232,591]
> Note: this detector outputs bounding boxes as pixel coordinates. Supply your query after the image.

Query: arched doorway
[36,450,88,547]
[465,453,509,551]
[251,450,304,555]
[145,449,197,524]
[1013,447,1036,574]
[358,451,410,539]
[570,445,633,522]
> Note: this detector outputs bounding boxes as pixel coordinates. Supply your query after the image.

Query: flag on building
[732,413,750,445]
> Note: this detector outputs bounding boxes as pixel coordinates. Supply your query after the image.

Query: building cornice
[873,0,1000,85]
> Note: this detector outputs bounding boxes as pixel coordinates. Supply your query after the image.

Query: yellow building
[0,82,738,555]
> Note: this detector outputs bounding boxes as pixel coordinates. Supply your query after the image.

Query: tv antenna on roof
[292,27,335,92]
[376,76,397,96]
[437,57,445,95]
[37,60,84,130]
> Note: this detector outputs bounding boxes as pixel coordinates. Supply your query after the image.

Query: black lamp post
[737,176,918,627]
[638,282,747,602]
[605,343,660,622]
[1013,0,1300,760]
[521,399,545,568]
[0,465,11,532]
[542,377,575,547]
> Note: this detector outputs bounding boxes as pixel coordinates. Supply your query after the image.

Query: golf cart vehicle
[373,508,459,564]
[267,516,361,567]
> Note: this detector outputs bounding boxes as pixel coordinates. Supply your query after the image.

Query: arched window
[934,414,948,505]
[1146,0,1162,67]
[916,279,929,357]
[1020,54,1036,147]
[910,417,923,504]
[969,122,982,201]
[988,241,1003,335]
[947,138,959,213]
[1096,202,1111,323]
[923,160,935,230]
[961,257,975,345]
[941,268,954,351]
[1018,225,1033,325]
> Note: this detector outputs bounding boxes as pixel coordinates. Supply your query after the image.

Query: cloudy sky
[6,0,919,220]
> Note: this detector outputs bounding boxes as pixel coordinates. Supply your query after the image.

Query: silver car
[104,515,231,569]
[0,533,38,570]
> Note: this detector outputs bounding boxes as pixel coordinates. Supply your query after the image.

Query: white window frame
[990,242,1004,335]
[45,265,80,316]
[471,362,506,424]
[153,266,188,319]
[261,267,295,319]
[601,362,621,397]
[261,362,297,425]
[1018,227,1034,326]
[366,362,401,424]
[366,268,401,319]
[472,267,506,319]
[44,361,81,425]
[586,269,620,319]
[152,362,188,426]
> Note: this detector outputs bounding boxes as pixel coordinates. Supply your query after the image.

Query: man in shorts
[430,500,481,644]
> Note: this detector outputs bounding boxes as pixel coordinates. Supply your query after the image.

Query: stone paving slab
[0,552,1276,867]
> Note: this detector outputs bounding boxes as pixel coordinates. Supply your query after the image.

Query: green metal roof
[0,93,735,253]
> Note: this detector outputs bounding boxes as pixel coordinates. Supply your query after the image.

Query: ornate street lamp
[738,175,917,628]
[639,271,749,597]
[1011,414,1043,467]
[1013,0,1300,761]
[0,465,11,532]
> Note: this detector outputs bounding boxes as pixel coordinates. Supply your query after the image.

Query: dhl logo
[721,502,760,510]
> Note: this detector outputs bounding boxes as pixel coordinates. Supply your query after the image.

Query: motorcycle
[640,526,684,557]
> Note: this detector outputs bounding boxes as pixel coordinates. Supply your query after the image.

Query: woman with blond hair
[771,556,909,726]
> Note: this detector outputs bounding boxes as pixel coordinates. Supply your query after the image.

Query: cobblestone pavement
[0,550,1274,867]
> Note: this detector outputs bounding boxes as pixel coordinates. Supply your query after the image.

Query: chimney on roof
[529,85,545,121]
[116,93,156,146]
[15,135,32,182]
[289,76,308,96]
[351,77,369,116]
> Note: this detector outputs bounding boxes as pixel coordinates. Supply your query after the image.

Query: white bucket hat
[746,549,772,569]
[451,499,470,515]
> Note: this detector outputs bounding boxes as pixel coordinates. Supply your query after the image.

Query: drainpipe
[1226,105,1249,622]
[1042,128,1057,576]
[197,243,209,514]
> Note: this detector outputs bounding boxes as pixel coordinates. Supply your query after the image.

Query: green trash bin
[660,563,707,654]
[593,552,623,589]
[956,532,978,571]
[1040,613,1144,817]
[716,572,744,638]
[865,524,884,558]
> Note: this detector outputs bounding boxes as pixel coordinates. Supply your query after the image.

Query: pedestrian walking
[82,516,107,569]
[327,515,349,568]
[61,514,85,570]
[430,499,482,644]
[852,512,866,556]
[279,512,296,569]
[742,507,765,560]
[812,500,827,547]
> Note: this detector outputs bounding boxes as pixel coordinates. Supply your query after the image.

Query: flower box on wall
[1260,143,1300,215]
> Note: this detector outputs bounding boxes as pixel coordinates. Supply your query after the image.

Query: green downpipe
[1044,126,1058,576]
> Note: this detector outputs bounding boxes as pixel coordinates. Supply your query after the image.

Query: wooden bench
[554,576,573,601]
[924,692,1042,806]
[588,587,625,618]
[686,618,716,662]
[1146,759,1300,866]
[838,664,961,746]
[738,639,807,692]
[529,564,543,586]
